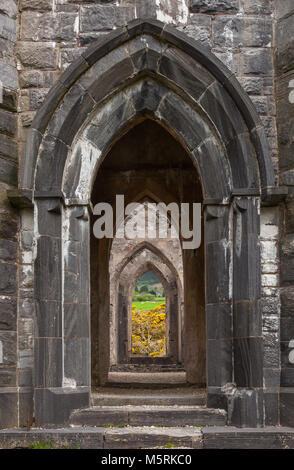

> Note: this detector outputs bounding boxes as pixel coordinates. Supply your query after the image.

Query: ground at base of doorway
[1,426,294,449]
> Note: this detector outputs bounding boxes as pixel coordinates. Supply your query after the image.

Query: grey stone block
[47,85,95,146]
[0,297,16,330]
[206,303,232,340]
[0,109,17,137]
[185,14,211,48]
[0,389,18,428]
[213,17,272,49]
[35,236,61,301]
[35,387,90,427]
[64,338,90,387]
[264,392,279,426]
[241,48,273,76]
[16,41,58,69]
[35,135,68,192]
[238,77,263,96]
[233,300,262,338]
[200,81,247,145]
[0,87,17,112]
[0,134,17,161]
[280,388,294,426]
[19,389,33,428]
[233,338,263,387]
[20,0,53,11]
[34,338,62,388]
[281,368,294,387]
[21,12,77,42]
[64,303,90,339]
[35,300,62,338]
[0,368,16,387]
[0,0,18,19]
[229,389,264,427]
[0,157,17,185]
[35,199,61,237]
[0,262,17,296]
[159,47,214,102]
[0,60,18,90]
[264,368,280,388]
[19,70,43,88]
[190,0,238,14]
[80,5,134,32]
[157,92,210,151]
[206,241,230,303]
[240,0,273,15]
[0,331,16,365]
[207,339,232,386]
[0,13,16,42]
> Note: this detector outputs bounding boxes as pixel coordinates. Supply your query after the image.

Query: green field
[132,299,165,310]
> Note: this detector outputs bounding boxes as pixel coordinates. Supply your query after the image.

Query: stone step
[70,405,227,427]
[106,371,187,387]
[103,426,202,449]
[91,387,206,407]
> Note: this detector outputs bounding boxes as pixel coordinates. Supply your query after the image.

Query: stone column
[205,204,233,411]
[230,196,263,427]
[34,198,89,426]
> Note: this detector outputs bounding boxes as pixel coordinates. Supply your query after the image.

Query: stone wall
[0,0,291,428]
[275,0,294,426]
[0,0,19,428]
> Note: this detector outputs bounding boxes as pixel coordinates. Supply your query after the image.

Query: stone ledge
[0,426,294,449]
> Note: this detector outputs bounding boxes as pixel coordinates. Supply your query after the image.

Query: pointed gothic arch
[22,19,283,427]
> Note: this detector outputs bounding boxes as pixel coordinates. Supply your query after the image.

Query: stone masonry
[0,0,293,432]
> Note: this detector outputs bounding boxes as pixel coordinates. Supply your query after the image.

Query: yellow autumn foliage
[131,303,166,357]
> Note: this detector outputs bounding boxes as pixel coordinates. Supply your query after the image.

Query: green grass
[29,440,53,449]
[163,443,176,448]
[28,440,80,449]
[132,300,165,310]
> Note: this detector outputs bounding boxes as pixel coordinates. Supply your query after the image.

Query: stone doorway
[20,19,278,427]
[90,118,205,390]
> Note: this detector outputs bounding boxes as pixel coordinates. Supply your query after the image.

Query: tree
[140,285,148,293]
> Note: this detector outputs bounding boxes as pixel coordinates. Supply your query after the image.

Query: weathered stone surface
[20,0,53,11]
[0,1,17,19]
[190,0,238,14]
[0,109,17,137]
[80,5,135,32]
[34,338,62,388]
[238,77,262,96]
[64,338,90,386]
[19,70,43,89]
[0,134,17,162]
[0,297,16,331]
[35,387,90,427]
[0,263,17,296]
[16,42,58,69]
[0,368,16,387]
[0,332,16,365]
[213,17,272,49]
[0,13,16,42]
[240,0,273,15]
[0,60,18,89]
[280,389,294,426]
[0,390,18,428]
[241,48,273,76]
[275,0,294,19]
[35,236,61,301]
[184,14,211,48]
[21,12,77,42]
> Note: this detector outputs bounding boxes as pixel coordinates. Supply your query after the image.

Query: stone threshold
[1,426,294,449]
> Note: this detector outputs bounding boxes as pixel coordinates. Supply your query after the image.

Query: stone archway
[20,19,280,427]
[114,245,182,367]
